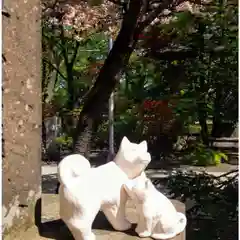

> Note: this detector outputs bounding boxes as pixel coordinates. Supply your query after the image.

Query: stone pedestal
[4,194,186,239]
[92,199,186,240]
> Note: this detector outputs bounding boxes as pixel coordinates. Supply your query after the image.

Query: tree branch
[60,26,69,66]
[79,0,142,114]
[70,41,80,67]
[138,0,186,32]
[216,169,238,179]
[42,58,67,81]
[72,0,143,153]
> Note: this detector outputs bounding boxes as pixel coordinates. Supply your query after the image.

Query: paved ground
[42,163,238,194]
[42,162,238,176]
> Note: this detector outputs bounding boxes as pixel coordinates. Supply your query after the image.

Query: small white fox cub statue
[124,172,187,240]
[58,136,151,240]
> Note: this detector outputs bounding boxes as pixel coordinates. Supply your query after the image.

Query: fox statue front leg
[136,215,152,238]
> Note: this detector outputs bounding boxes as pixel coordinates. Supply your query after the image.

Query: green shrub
[55,135,73,150]
[184,143,228,166]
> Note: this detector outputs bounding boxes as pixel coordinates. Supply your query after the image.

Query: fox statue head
[114,137,151,179]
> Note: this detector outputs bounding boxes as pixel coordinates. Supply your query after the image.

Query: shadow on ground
[35,197,139,240]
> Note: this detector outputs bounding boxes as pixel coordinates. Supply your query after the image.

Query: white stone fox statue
[58,136,151,240]
[124,172,187,240]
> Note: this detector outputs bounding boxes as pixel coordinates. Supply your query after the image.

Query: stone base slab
[4,194,185,240]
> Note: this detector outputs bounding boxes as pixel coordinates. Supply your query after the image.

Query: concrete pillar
[2,0,41,235]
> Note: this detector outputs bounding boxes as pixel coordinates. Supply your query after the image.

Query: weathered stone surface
[2,0,41,235]
[5,194,186,239]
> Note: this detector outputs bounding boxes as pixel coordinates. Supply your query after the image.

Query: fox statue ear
[121,136,130,148]
[139,140,147,151]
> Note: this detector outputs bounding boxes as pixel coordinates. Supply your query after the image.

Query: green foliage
[167,170,238,240]
[187,123,212,134]
[142,0,238,141]
[42,0,238,165]
[42,20,109,134]
[55,135,73,149]
[167,170,238,225]
[42,25,108,108]
[115,111,140,140]
[183,143,228,166]
[116,0,238,155]
[172,93,197,122]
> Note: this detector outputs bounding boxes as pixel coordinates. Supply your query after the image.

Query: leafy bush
[166,170,238,240]
[183,143,228,166]
[55,135,73,150]
[167,170,238,220]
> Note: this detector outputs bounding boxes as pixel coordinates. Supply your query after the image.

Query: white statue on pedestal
[58,136,151,240]
[124,172,187,239]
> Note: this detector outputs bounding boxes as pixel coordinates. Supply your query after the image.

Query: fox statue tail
[151,212,187,240]
[57,154,91,186]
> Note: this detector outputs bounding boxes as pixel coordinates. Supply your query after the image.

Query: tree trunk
[196,22,209,146]
[72,0,142,155]
[199,113,209,145]
[73,116,93,157]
